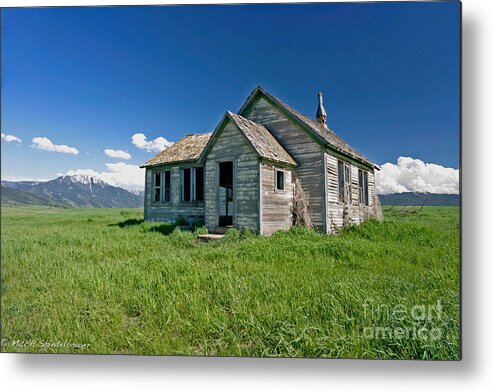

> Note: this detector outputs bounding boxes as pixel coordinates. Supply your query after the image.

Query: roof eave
[141,158,200,169]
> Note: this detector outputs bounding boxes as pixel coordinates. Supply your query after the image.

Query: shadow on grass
[109,218,144,228]
[148,223,177,235]
[109,218,181,236]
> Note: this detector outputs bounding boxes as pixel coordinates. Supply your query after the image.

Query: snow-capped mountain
[1,175,143,208]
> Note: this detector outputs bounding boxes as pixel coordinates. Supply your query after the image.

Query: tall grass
[1,206,460,359]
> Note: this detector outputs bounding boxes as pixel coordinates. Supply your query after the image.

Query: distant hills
[378,192,459,206]
[1,175,144,208]
[1,176,459,209]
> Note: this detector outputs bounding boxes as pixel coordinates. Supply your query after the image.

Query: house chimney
[316,92,327,128]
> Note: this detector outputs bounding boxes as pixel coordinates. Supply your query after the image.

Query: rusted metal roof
[226,112,296,166]
[240,86,379,169]
[140,133,212,168]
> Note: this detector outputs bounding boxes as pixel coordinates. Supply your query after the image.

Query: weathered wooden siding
[205,121,260,232]
[260,162,294,235]
[243,97,326,231]
[144,166,205,224]
[325,152,380,232]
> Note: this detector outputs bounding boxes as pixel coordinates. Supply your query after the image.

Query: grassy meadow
[1,206,460,359]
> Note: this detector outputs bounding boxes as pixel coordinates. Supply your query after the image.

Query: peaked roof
[199,112,296,166]
[226,111,296,166]
[140,132,212,168]
[239,86,379,169]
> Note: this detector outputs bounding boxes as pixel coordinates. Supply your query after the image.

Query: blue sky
[1,2,460,192]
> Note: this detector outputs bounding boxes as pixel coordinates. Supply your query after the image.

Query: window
[338,161,345,202]
[363,171,369,206]
[153,172,161,202]
[345,165,351,203]
[276,170,285,191]
[152,171,171,202]
[338,160,351,203]
[163,170,171,202]
[181,167,204,202]
[195,167,204,201]
[358,169,369,206]
[182,168,191,202]
[358,169,364,204]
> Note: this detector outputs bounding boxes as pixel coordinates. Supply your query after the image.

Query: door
[218,161,234,226]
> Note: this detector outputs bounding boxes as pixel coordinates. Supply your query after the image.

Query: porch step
[197,234,225,242]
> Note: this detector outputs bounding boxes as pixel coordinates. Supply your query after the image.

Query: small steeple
[316,92,327,128]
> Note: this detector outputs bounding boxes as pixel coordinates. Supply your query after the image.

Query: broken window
[338,160,351,203]
[276,170,285,191]
[163,170,171,203]
[358,169,369,206]
[195,167,204,201]
[153,171,161,202]
[363,171,369,206]
[181,168,191,202]
[181,167,204,202]
[338,161,345,202]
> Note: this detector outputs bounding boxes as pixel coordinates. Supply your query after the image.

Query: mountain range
[1,176,459,209]
[1,175,144,208]
[378,192,459,206]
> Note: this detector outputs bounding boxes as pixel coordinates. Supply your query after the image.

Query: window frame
[275,169,285,191]
[180,166,205,202]
[358,168,370,206]
[152,171,161,203]
[152,170,172,203]
[337,160,352,203]
[194,166,204,202]
[163,170,171,203]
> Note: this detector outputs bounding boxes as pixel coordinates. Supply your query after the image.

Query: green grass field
[1,206,460,359]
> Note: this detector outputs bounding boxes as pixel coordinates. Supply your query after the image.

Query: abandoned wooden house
[141,86,382,235]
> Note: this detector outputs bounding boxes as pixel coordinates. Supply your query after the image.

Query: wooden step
[197,234,225,242]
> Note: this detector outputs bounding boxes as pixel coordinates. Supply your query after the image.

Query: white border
[2,0,493,391]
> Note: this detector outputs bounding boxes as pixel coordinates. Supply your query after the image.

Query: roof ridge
[239,86,378,169]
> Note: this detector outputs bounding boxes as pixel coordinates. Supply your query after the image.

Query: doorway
[218,161,234,227]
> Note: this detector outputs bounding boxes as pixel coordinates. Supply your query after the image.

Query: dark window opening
[358,169,364,204]
[276,170,285,190]
[164,170,171,203]
[153,172,161,202]
[182,168,191,202]
[195,167,204,202]
[181,167,204,202]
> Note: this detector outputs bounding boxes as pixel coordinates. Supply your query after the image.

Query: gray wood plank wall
[205,121,260,232]
[243,97,326,231]
[144,165,205,224]
[260,162,294,235]
[325,152,379,232]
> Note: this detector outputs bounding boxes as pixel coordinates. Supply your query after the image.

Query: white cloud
[66,162,144,191]
[1,175,49,182]
[1,133,22,144]
[31,137,79,155]
[131,132,173,152]
[376,156,459,195]
[104,148,132,160]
